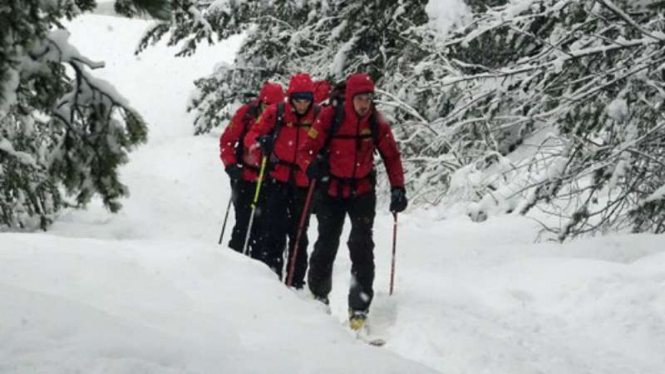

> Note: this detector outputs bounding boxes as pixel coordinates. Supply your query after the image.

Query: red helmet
[258,82,285,105]
[287,73,315,101]
[313,80,332,104]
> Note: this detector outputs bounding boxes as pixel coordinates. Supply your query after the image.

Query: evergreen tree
[147,0,665,238]
[144,0,429,133]
[0,0,169,229]
[435,0,665,239]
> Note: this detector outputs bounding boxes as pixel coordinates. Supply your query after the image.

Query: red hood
[345,73,375,99]
[287,73,315,98]
[258,82,284,105]
[345,73,375,119]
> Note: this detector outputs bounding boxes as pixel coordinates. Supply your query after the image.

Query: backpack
[235,101,262,164]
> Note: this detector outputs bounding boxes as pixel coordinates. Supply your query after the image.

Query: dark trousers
[228,179,264,259]
[257,179,311,288]
[308,191,376,312]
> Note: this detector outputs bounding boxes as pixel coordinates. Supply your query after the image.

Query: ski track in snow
[2,14,665,374]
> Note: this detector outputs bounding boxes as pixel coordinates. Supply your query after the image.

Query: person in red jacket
[297,73,408,329]
[219,82,284,256]
[244,73,320,288]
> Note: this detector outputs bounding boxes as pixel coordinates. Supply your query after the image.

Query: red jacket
[219,83,284,182]
[297,75,405,198]
[245,102,319,187]
[219,102,263,182]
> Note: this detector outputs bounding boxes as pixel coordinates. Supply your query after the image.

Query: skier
[219,82,284,256]
[297,73,408,330]
[244,73,320,289]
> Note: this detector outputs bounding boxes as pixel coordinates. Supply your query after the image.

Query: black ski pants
[228,178,264,258]
[258,179,311,288]
[308,190,376,312]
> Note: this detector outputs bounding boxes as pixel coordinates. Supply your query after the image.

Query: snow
[607,97,629,122]
[0,138,38,167]
[0,64,20,117]
[645,184,665,203]
[2,12,665,374]
[330,19,347,40]
[48,29,104,69]
[425,0,471,37]
[187,5,213,37]
[331,35,358,80]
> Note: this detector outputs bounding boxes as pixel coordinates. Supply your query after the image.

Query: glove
[306,160,324,181]
[257,135,274,155]
[225,164,243,182]
[390,187,408,213]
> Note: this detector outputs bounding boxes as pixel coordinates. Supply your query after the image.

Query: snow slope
[2,13,665,374]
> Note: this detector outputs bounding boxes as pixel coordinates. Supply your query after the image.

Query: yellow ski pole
[242,156,268,256]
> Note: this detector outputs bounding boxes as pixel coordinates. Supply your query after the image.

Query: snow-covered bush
[425,0,665,239]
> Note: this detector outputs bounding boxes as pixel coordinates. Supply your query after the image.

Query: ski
[308,294,387,346]
[354,321,386,347]
[358,334,387,347]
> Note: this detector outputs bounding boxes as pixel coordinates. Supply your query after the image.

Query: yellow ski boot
[348,309,368,331]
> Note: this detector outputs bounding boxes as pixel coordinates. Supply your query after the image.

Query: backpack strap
[326,108,381,148]
[323,102,345,153]
[274,102,286,140]
[368,109,384,157]
[263,102,285,170]
[314,104,321,120]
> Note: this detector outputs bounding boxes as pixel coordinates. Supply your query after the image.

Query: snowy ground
[2,14,665,374]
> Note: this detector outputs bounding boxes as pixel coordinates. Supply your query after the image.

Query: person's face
[292,99,311,115]
[353,93,373,117]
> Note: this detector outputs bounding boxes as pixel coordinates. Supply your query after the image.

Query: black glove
[225,164,243,182]
[390,187,408,213]
[306,160,324,181]
[257,135,274,155]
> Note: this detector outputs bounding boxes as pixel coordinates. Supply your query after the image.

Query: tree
[146,0,665,239]
[432,0,665,239]
[0,0,169,229]
[143,0,435,189]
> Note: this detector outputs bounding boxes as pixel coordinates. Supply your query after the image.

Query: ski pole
[217,195,233,245]
[286,179,317,287]
[389,212,398,296]
[242,156,268,256]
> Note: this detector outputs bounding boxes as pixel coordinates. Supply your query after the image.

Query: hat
[287,73,315,99]
[258,82,285,105]
[290,92,314,101]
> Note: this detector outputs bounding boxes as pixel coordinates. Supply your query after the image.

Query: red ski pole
[286,180,317,287]
[389,212,398,296]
